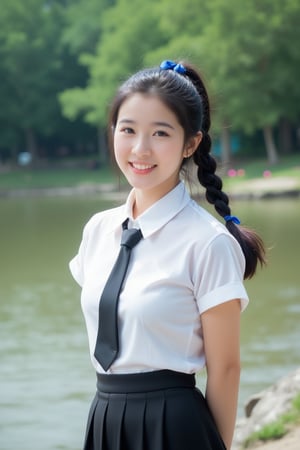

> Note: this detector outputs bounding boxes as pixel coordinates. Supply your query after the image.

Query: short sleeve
[193,233,249,314]
[69,221,90,287]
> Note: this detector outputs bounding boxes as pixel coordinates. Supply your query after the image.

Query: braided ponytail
[185,64,266,279]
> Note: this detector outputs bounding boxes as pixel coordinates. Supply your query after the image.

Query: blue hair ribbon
[160,60,186,75]
[224,215,241,225]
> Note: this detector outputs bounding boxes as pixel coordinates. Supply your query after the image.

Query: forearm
[205,365,240,450]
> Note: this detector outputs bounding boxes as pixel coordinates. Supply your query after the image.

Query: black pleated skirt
[83,370,226,450]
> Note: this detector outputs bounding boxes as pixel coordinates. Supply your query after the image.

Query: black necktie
[94,219,143,371]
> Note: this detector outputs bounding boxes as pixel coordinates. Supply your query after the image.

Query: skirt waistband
[96,370,195,394]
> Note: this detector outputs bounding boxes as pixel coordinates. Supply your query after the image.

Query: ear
[183,131,203,158]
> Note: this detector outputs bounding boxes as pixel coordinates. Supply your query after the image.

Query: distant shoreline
[1,182,299,201]
[0,183,128,200]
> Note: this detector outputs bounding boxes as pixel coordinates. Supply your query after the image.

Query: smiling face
[114,93,199,215]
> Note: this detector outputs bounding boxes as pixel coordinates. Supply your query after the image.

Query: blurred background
[0,0,300,449]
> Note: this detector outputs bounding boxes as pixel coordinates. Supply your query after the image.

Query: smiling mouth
[130,162,156,171]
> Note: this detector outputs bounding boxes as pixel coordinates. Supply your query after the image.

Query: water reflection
[1,195,299,449]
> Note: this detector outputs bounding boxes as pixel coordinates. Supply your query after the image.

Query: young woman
[70,60,265,450]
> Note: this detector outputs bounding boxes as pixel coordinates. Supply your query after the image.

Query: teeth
[132,163,154,170]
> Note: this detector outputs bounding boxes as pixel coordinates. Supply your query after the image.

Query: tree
[145,0,300,163]
[208,0,284,163]
[0,0,92,164]
[59,0,166,162]
[196,0,300,163]
[61,0,114,55]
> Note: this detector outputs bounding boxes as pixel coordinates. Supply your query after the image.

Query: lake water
[1,192,299,450]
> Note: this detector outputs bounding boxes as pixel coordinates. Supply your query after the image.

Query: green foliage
[292,393,300,412]
[1,0,300,162]
[61,0,110,55]
[59,0,299,157]
[152,0,300,133]
[0,2,75,151]
[60,0,166,125]
[244,422,286,447]
[0,0,95,158]
[0,1,62,129]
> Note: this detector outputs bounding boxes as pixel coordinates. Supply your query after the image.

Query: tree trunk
[97,126,109,166]
[279,119,293,154]
[11,143,19,166]
[25,127,38,166]
[263,125,279,165]
[220,125,231,167]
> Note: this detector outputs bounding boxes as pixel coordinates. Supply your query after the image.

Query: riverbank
[0,175,300,201]
[0,155,299,199]
[248,427,300,449]
[0,181,128,200]
[233,368,300,450]
[224,175,300,200]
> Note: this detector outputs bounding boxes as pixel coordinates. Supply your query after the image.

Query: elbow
[226,359,241,374]
[207,360,241,382]
[225,362,241,381]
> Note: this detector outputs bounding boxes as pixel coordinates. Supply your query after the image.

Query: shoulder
[180,198,245,263]
[83,203,126,238]
[182,198,230,242]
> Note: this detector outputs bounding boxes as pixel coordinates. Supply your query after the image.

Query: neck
[132,190,154,219]
[131,182,180,219]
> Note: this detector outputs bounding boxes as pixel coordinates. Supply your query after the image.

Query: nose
[132,134,151,156]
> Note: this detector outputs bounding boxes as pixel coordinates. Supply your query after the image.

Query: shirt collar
[124,181,191,238]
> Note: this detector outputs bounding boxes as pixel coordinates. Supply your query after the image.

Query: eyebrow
[118,119,175,130]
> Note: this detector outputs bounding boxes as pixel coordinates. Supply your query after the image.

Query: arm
[201,299,241,449]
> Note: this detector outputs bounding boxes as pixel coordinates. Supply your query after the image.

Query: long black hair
[108,61,266,279]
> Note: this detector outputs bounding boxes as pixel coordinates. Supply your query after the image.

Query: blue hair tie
[224,215,241,225]
[160,60,186,75]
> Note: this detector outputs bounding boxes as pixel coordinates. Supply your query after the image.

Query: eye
[120,127,135,134]
[154,130,169,137]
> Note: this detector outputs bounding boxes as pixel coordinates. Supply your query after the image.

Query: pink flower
[263,170,272,178]
[227,169,237,177]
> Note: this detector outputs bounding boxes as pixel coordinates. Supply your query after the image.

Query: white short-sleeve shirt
[70,181,248,374]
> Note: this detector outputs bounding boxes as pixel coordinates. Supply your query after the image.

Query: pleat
[164,388,226,450]
[83,371,226,450]
[144,392,166,450]
[93,395,108,450]
[123,394,146,450]
[83,394,98,450]
[191,389,226,449]
[105,395,126,450]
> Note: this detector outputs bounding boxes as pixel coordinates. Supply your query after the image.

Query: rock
[245,393,263,418]
[233,367,300,449]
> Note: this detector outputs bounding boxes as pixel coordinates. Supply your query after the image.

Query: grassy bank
[244,393,300,448]
[0,166,122,190]
[220,154,300,192]
[0,155,299,192]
